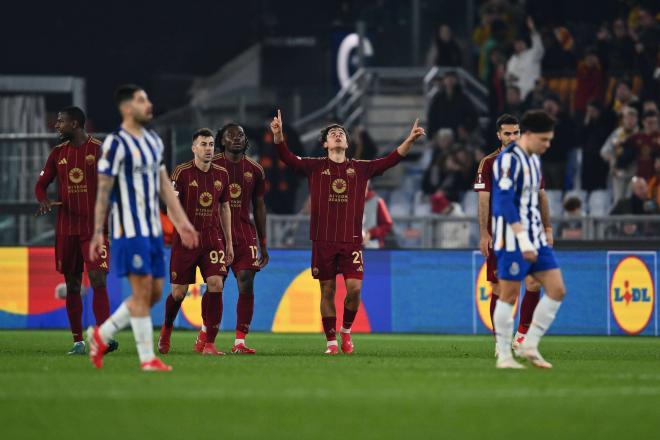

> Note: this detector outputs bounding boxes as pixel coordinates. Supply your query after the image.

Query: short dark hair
[495,114,519,131]
[521,110,556,133]
[215,123,249,152]
[114,84,143,107]
[563,195,582,212]
[319,123,351,145]
[60,106,86,129]
[192,128,214,142]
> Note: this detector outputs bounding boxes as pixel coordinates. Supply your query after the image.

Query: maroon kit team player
[211,123,269,354]
[35,106,117,355]
[473,114,552,355]
[158,128,234,355]
[271,110,425,354]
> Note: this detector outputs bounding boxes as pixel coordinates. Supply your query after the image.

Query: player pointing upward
[491,110,567,369]
[271,110,425,354]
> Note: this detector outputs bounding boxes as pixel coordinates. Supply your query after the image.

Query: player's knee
[171,289,187,301]
[206,277,224,293]
[151,290,163,306]
[525,277,541,292]
[88,271,106,288]
[550,284,566,301]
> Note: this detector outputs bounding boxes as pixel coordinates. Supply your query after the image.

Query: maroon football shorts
[311,241,364,281]
[486,247,498,283]
[230,238,261,275]
[55,234,110,274]
[170,239,228,285]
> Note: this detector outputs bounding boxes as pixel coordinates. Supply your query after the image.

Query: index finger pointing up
[278,109,282,124]
[413,118,419,129]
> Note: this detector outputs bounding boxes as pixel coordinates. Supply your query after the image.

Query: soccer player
[158,128,234,355]
[474,114,553,355]
[87,84,199,371]
[491,110,566,369]
[211,123,269,354]
[271,110,425,354]
[34,106,117,355]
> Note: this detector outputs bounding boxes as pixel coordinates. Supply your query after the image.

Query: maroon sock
[518,289,541,334]
[92,286,110,325]
[201,292,210,328]
[342,307,358,330]
[164,293,183,328]
[205,292,223,343]
[322,316,337,342]
[489,292,498,334]
[236,293,254,339]
[65,290,83,342]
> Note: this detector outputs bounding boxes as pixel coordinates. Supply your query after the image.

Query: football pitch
[1,331,659,439]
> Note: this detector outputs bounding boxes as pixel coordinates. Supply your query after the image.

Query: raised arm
[369,119,426,177]
[396,118,426,156]
[270,109,308,175]
[158,168,199,249]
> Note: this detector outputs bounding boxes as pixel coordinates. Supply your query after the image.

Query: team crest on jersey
[509,262,519,276]
[171,271,177,281]
[68,168,84,184]
[199,192,213,207]
[332,178,347,194]
[214,180,223,191]
[132,254,143,269]
[230,183,242,199]
[346,167,356,177]
[85,154,96,166]
[243,171,253,183]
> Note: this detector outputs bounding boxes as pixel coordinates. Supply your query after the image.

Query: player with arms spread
[474,114,553,355]
[158,128,233,356]
[491,110,567,369]
[87,84,199,371]
[35,106,117,355]
[271,110,425,354]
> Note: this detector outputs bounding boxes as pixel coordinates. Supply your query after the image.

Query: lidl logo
[475,260,516,331]
[610,256,655,335]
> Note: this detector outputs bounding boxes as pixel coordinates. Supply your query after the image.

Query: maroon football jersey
[171,160,230,249]
[35,137,104,236]
[212,153,266,243]
[275,141,402,244]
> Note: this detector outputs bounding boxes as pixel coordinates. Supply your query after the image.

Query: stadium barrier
[0,247,656,336]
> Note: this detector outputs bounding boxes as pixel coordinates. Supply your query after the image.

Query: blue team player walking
[491,110,567,369]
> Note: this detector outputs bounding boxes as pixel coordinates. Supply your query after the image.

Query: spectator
[574,49,606,114]
[579,100,612,191]
[428,24,463,67]
[610,78,639,116]
[542,94,577,189]
[617,110,660,181]
[647,155,660,209]
[422,150,468,202]
[601,106,640,203]
[610,176,657,215]
[488,47,508,116]
[419,127,457,170]
[349,126,378,160]
[362,182,393,249]
[600,18,636,74]
[503,85,525,118]
[430,192,470,248]
[478,19,510,84]
[523,77,550,111]
[506,17,544,100]
[427,71,478,136]
[558,194,584,239]
[541,26,576,76]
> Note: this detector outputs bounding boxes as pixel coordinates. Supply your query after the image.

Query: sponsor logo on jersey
[68,168,84,184]
[199,192,213,207]
[610,256,655,335]
[243,171,253,183]
[332,178,347,194]
[189,180,198,187]
[214,180,223,191]
[85,154,96,166]
[58,158,68,165]
[230,183,242,199]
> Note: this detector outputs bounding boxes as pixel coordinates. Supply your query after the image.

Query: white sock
[493,300,515,359]
[234,338,245,346]
[340,326,351,334]
[327,340,338,347]
[524,296,562,349]
[99,302,130,343]
[130,316,156,364]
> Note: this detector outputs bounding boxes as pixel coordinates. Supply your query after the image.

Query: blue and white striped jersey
[492,142,548,252]
[98,127,165,239]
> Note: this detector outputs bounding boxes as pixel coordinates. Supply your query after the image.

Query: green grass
[1,331,659,439]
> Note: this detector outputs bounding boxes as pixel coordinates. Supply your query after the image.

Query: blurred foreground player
[211,123,269,354]
[158,129,234,355]
[473,114,552,355]
[87,85,199,371]
[34,106,117,355]
[271,110,425,354]
[491,110,567,369]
